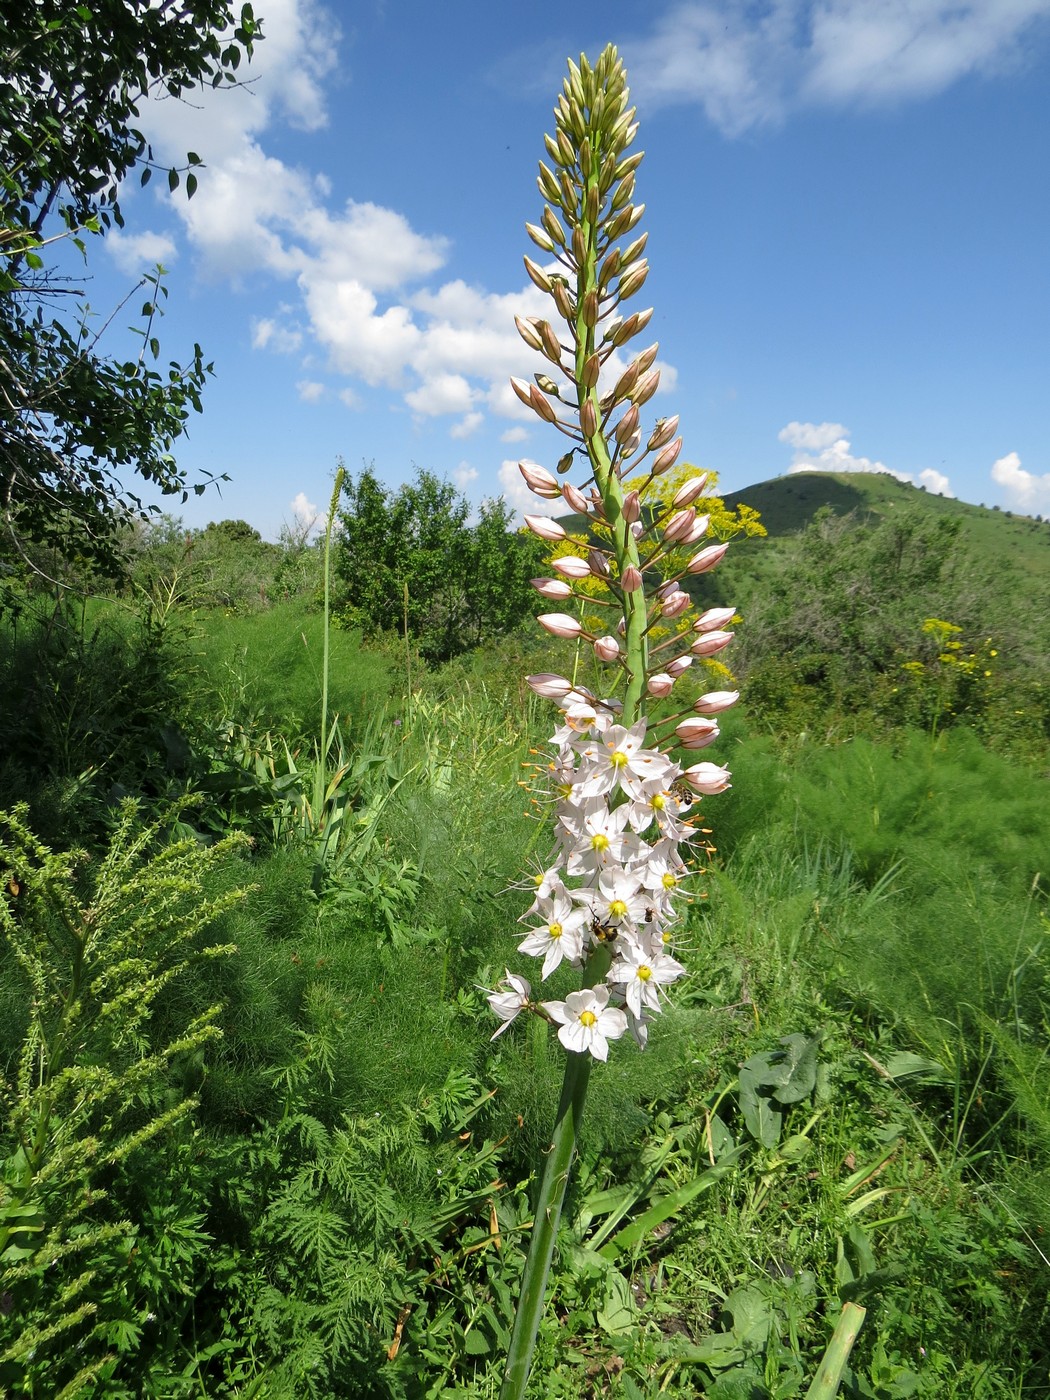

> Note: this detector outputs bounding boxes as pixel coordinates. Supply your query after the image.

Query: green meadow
[1,486,1048,1399]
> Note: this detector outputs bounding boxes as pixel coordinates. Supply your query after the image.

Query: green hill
[723,470,1050,582]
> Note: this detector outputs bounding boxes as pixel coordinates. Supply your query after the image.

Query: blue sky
[85,0,1050,537]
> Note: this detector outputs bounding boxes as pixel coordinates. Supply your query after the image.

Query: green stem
[319,466,345,805]
[804,1302,867,1400]
[499,1052,592,1400]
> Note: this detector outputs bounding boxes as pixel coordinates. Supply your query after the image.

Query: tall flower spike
[497,47,738,1400]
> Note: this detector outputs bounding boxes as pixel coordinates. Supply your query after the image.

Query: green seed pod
[613,151,644,181]
[535,372,560,396]
[557,128,575,167]
[556,450,575,474]
[579,137,592,181]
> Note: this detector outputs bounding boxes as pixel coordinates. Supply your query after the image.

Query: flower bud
[647,672,675,698]
[587,549,611,578]
[551,553,592,578]
[680,514,710,545]
[529,383,558,424]
[694,690,740,715]
[527,673,573,699]
[635,342,660,375]
[524,514,567,542]
[581,289,600,326]
[519,460,561,499]
[666,654,693,678]
[690,630,733,657]
[661,589,691,619]
[556,451,575,474]
[515,316,544,351]
[620,230,648,266]
[581,353,602,389]
[594,635,620,662]
[633,367,660,406]
[612,360,639,403]
[539,612,584,639]
[663,507,696,543]
[537,163,562,204]
[541,206,566,246]
[651,437,683,477]
[552,280,575,320]
[682,762,732,795]
[523,256,552,293]
[647,414,680,451]
[539,321,562,363]
[614,403,640,446]
[618,260,649,300]
[672,474,709,508]
[526,222,555,253]
[675,717,720,749]
[579,398,598,439]
[562,482,590,514]
[694,606,737,632]
[621,489,641,523]
[620,564,642,591]
[686,542,729,574]
[531,577,573,600]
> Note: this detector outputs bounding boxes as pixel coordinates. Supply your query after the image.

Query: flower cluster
[486,46,737,1060]
[489,680,733,1058]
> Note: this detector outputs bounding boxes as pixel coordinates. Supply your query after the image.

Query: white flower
[517,895,587,979]
[487,971,532,1039]
[608,937,686,1018]
[543,985,628,1061]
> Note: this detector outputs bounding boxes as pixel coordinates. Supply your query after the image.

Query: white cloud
[779,419,897,476]
[779,420,957,495]
[501,426,529,444]
[107,229,178,275]
[296,380,325,402]
[454,464,479,489]
[919,467,954,497]
[252,315,303,353]
[451,411,484,440]
[629,0,1050,134]
[991,451,1050,511]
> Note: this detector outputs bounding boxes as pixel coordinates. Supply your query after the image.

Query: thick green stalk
[499,1052,591,1400]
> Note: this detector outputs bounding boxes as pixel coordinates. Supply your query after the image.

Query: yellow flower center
[549,922,563,939]
[651,793,666,811]
[579,1010,597,1027]
[590,833,610,852]
[638,965,652,981]
[662,872,677,889]
[609,899,628,919]
[610,749,628,768]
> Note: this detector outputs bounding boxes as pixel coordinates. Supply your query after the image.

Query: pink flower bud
[663,508,696,543]
[562,482,590,515]
[695,607,737,632]
[680,515,710,545]
[686,542,728,574]
[525,514,567,542]
[675,717,720,749]
[661,590,691,619]
[651,437,683,476]
[593,635,620,662]
[621,565,642,591]
[691,630,734,657]
[551,553,591,579]
[647,414,680,451]
[666,654,693,678]
[519,461,561,500]
[672,475,709,508]
[621,490,641,523]
[647,672,675,698]
[682,762,732,794]
[527,673,574,699]
[538,613,584,639]
[588,549,611,578]
[531,577,573,600]
[694,690,740,715]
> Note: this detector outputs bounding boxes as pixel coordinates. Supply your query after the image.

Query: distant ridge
[722,470,1050,580]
